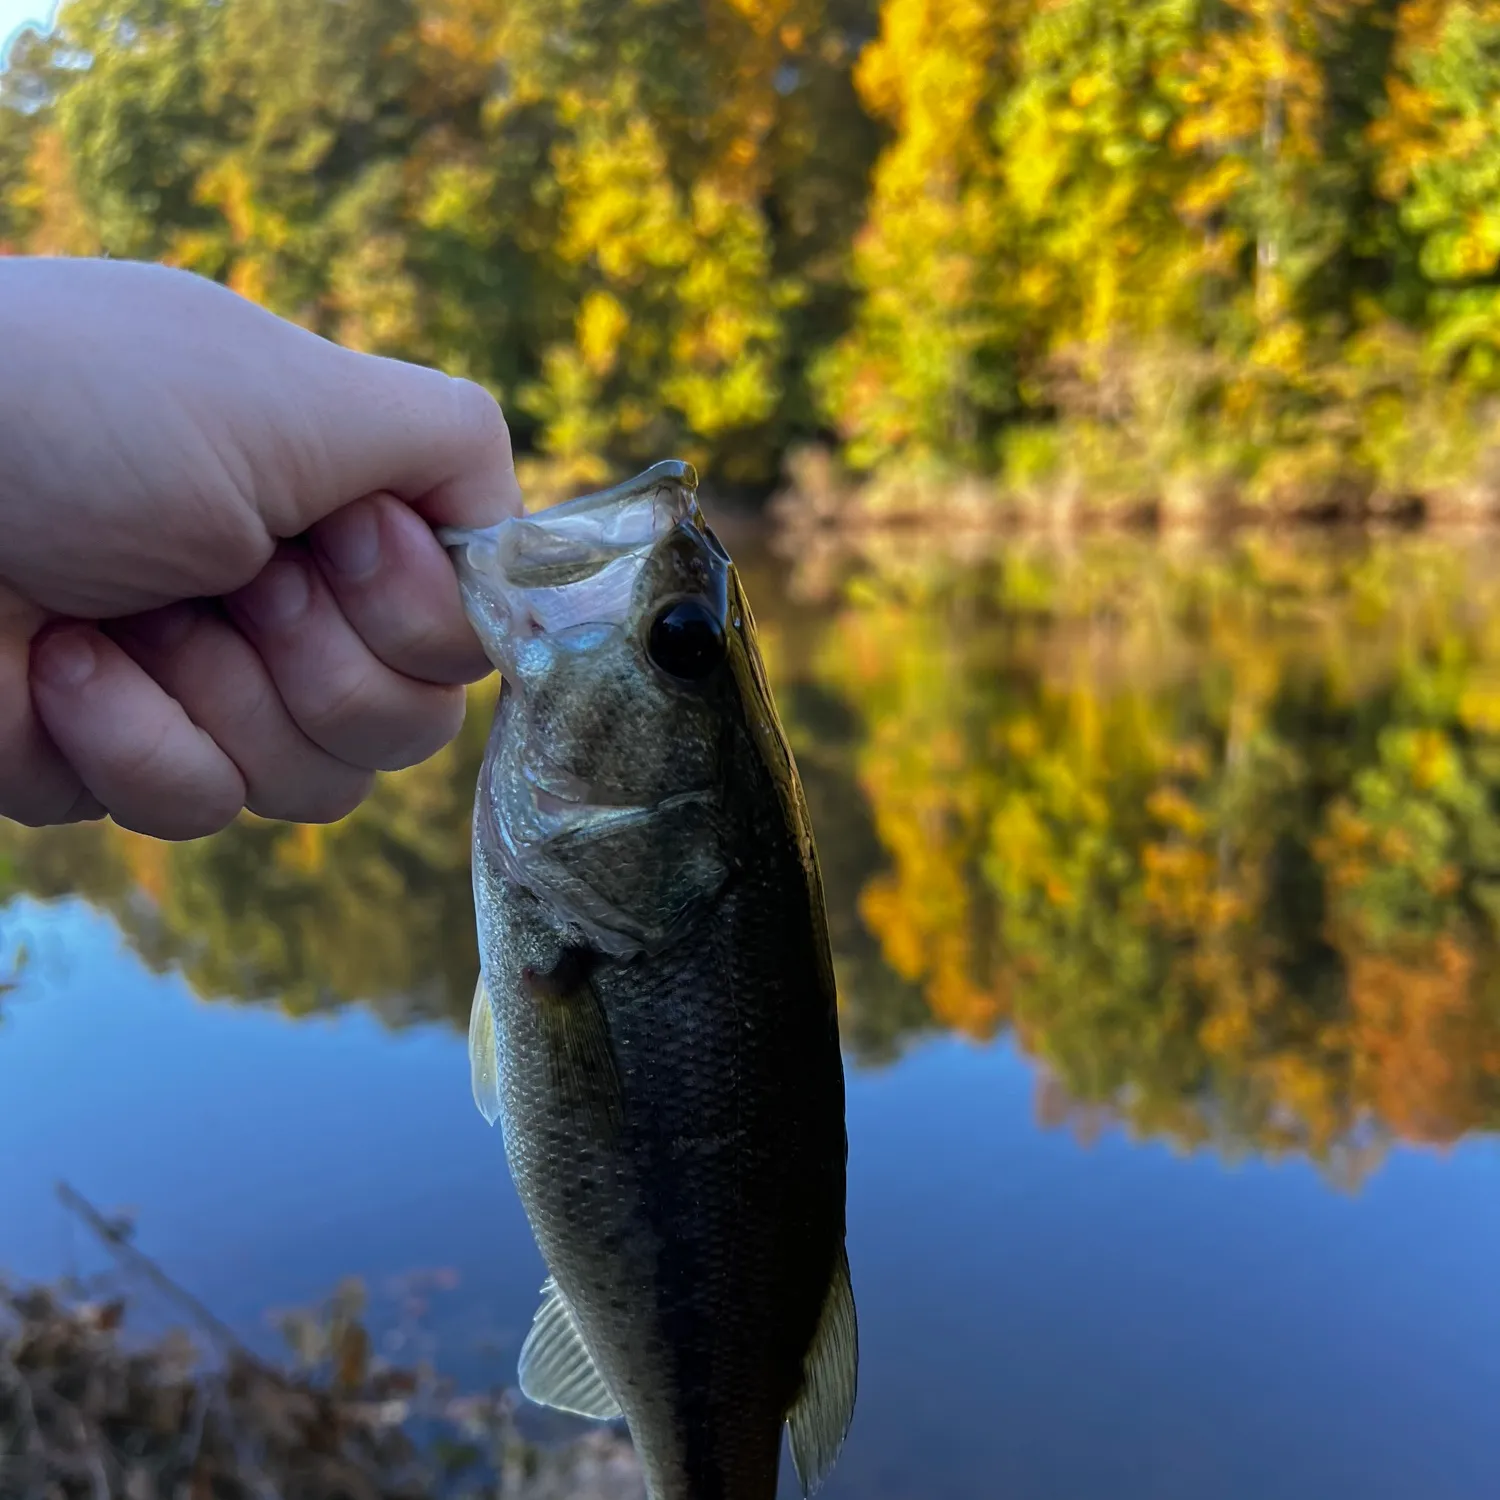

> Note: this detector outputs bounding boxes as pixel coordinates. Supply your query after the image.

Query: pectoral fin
[517,1277,622,1421]
[468,976,502,1127]
[787,1248,858,1496]
[524,950,624,1138]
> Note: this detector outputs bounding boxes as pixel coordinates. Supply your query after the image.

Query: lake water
[3,525,1499,1499]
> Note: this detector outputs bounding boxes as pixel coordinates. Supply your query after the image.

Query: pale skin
[0,257,522,841]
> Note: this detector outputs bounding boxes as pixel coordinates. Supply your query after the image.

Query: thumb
[250,341,525,538]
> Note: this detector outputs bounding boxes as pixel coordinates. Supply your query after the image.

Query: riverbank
[0,1191,643,1500]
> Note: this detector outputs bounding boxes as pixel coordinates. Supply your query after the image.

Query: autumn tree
[813,0,1022,472]
[1369,0,1500,385]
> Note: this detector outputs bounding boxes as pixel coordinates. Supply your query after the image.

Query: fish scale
[444,462,857,1500]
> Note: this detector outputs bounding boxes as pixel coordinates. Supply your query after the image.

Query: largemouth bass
[440,461,856,1500]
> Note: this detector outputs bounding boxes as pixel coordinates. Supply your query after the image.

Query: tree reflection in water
[4,530,1499,1185]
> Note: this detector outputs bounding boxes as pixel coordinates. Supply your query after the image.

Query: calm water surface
[3,526,1499,1499]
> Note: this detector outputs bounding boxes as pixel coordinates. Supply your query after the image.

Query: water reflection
[796,530,1500,1181]
[4,531,1499,1184]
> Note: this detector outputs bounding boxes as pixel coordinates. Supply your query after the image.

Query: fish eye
[647,598,726,682]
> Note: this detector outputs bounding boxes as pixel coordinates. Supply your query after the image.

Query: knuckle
[106,717,192,798]
[382,614,465,683]
[106,716,182,789]
[218,659,285,738]
[294,669,460,771]
[92,715,246,839]
[297,665,378,746]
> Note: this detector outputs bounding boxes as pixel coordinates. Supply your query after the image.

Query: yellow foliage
[577,292,630,379]
[10,128,98,257]
[808,535,1500,1172]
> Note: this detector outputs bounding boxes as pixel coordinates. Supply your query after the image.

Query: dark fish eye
[647,599,726,682]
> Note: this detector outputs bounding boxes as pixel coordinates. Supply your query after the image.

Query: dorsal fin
[517,1277,622,1421]
[787,1248,858,1495]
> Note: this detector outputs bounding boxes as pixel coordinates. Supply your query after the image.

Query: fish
[438,460,857,1500]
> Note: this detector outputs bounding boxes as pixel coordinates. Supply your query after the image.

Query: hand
[0,257,522,840]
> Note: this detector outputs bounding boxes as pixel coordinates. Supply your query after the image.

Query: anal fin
[517,1277,622,1421]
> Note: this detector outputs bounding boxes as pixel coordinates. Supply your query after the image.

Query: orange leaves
[1345,938,1487,1145]
[1370,76,1441,202]
[119,833,172,908]
[1170,0,1356,163]
[814,535,1500,1174]
[413,0,508,86]
[724,0,802,38]
[7,126,98,258]
[274,822,329,879]
[1145,784,1208,838]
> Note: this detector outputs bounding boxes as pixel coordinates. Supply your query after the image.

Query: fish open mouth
[439,461,701,662]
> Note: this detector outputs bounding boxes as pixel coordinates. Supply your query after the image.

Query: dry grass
[0,1189,643,1500]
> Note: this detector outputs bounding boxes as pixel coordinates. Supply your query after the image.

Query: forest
[5,0,1500,516]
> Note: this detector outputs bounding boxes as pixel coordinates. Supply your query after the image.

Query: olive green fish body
[445,464,856,1500]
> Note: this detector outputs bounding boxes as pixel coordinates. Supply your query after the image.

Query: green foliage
[813,0,1500,512]
[7,0,1500,501]
[0,0,884,486]
[1371,0,1500,383]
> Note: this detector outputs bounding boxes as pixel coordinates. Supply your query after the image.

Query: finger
[30,623,247,841]
[224,546,468,771]
[0,649,105,827]
[108,603,376,824]
[29,261,523,532]
[349,355,525,529]
[0,590,102,827]
[252,340,523,536]
[309,493,493,685]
